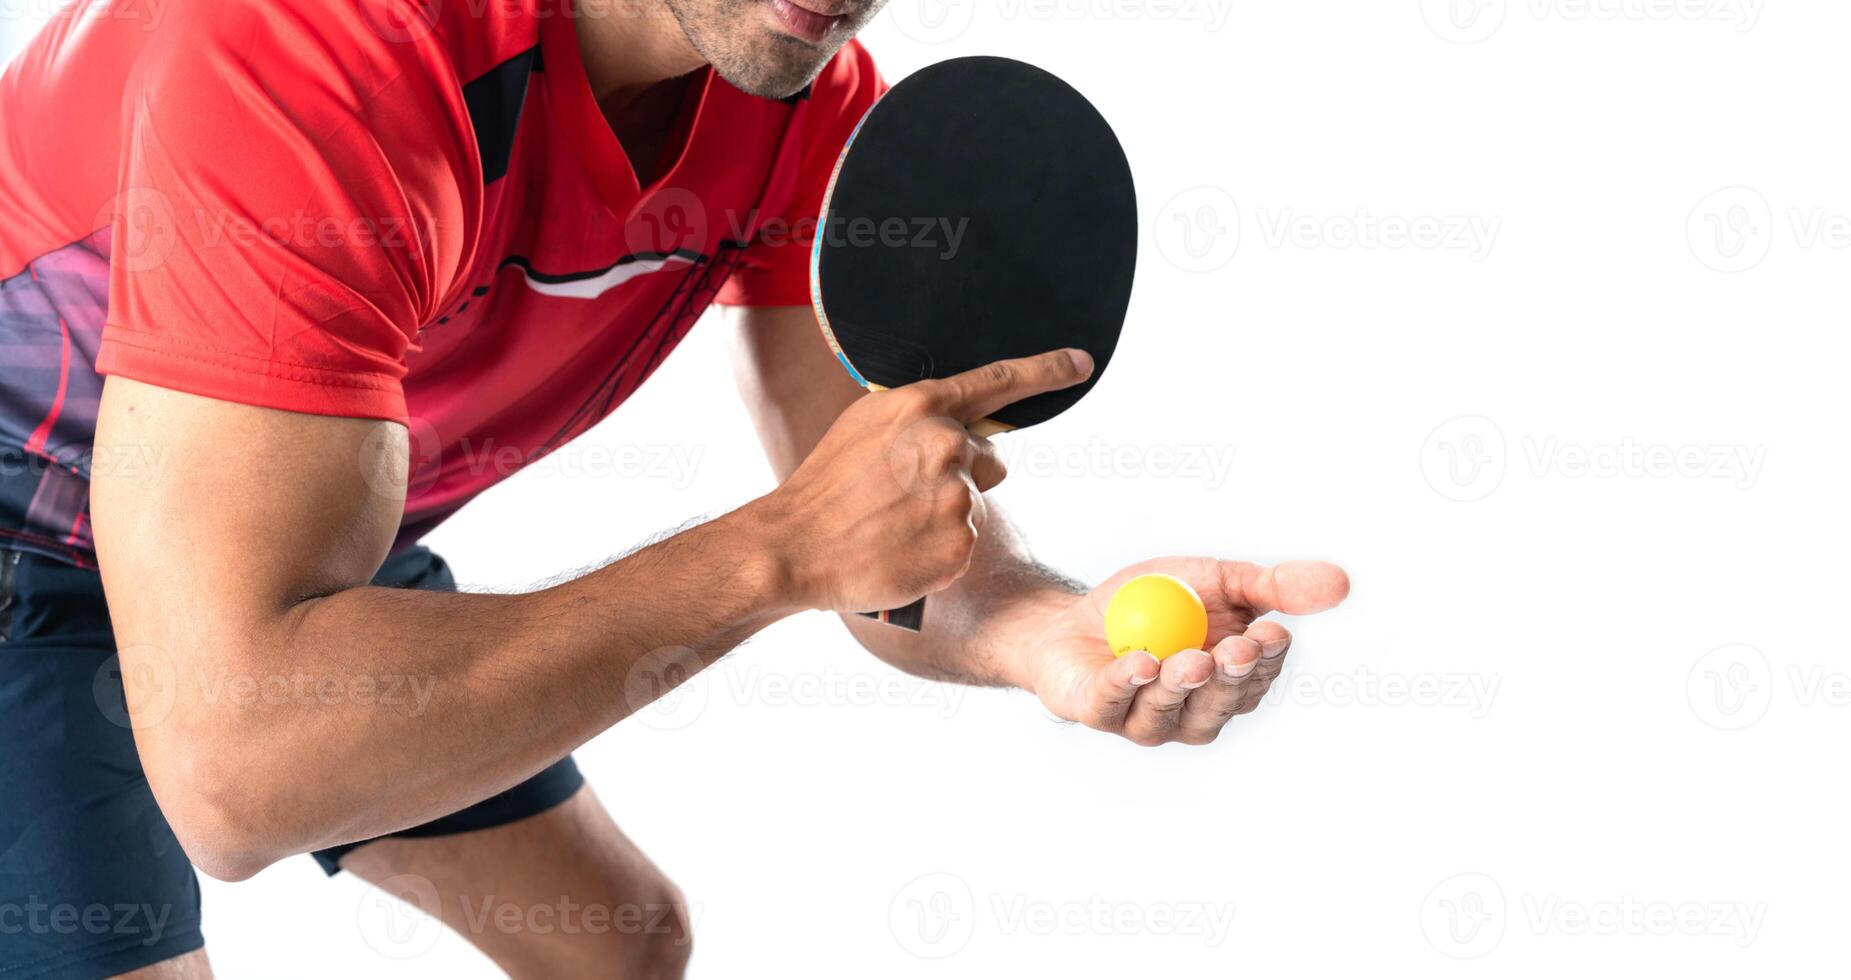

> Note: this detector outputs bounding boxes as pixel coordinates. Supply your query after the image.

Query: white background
[5,0,1844,976]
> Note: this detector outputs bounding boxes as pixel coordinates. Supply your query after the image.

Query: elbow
[185,836,273,884]
[166,772,287,882]
[143,734,294,882]
[168,797,282,882]
[183,821,276,882]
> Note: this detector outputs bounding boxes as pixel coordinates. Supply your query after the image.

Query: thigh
[0,552,208,979]
[339,786,693,980]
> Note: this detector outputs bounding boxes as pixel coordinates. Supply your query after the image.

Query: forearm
[731,304,1098,689]
[140,502,795,874]
[841,501,1086,689]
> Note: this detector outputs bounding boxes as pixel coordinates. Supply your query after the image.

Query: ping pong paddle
[810,56,1138,631]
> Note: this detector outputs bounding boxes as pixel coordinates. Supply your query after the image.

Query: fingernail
[1067,349,1094,378]
[1261,639,1289,660]
[1179,676,1209,690]
[1127,651,1159,685]
[1222,659,1257,679]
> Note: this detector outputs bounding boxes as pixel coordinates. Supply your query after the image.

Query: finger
[1174,635,1263,743]
[1120,649,1214,746]
[1231,621,1293,715]
[1075,650,1160,732]
[1244,620,1293,659]
[902,417,973,488]
[964,472,990,533]
[1219,560,1350,616]
[966,436,1006,492]
[926,349,1093,425]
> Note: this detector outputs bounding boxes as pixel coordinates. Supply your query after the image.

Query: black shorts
[0,545,583,979]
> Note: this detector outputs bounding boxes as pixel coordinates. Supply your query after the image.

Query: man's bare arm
[92,352,1088,880]
[730,306,1351,748]
[729,305,1082,688]
[91,378,797,881]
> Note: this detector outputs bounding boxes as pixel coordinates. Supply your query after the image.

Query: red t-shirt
[0,0,882,562]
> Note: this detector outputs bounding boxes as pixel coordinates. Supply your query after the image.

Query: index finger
[925,349,1094,425]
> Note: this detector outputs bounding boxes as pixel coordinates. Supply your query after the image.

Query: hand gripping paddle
[810,56,1138,631]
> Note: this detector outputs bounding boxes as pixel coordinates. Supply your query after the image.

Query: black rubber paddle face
[813,56,1137,430]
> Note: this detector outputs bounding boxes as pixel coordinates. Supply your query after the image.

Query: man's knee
[619,880,692,980]
[496,878,692,978]
[510,875,690,980]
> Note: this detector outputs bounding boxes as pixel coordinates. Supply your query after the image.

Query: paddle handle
[857,599,927,632]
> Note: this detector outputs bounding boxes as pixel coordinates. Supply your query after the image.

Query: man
[0,0,1349,975]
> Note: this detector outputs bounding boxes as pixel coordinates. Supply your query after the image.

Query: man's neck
[572,0,708,111]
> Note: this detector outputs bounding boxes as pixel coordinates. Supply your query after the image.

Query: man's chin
[710,34,840,99]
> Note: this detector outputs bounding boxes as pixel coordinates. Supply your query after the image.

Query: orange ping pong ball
[1104,573,1209,661]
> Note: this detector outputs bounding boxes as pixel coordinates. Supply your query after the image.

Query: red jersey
[0,0,882,564]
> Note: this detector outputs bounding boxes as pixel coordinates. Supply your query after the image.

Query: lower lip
[768,0,844,42]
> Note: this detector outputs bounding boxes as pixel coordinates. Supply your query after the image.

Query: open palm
[1024,557,1349,745]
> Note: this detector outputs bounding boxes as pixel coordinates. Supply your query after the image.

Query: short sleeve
[94,0,477,424]
[714,41,885,308]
